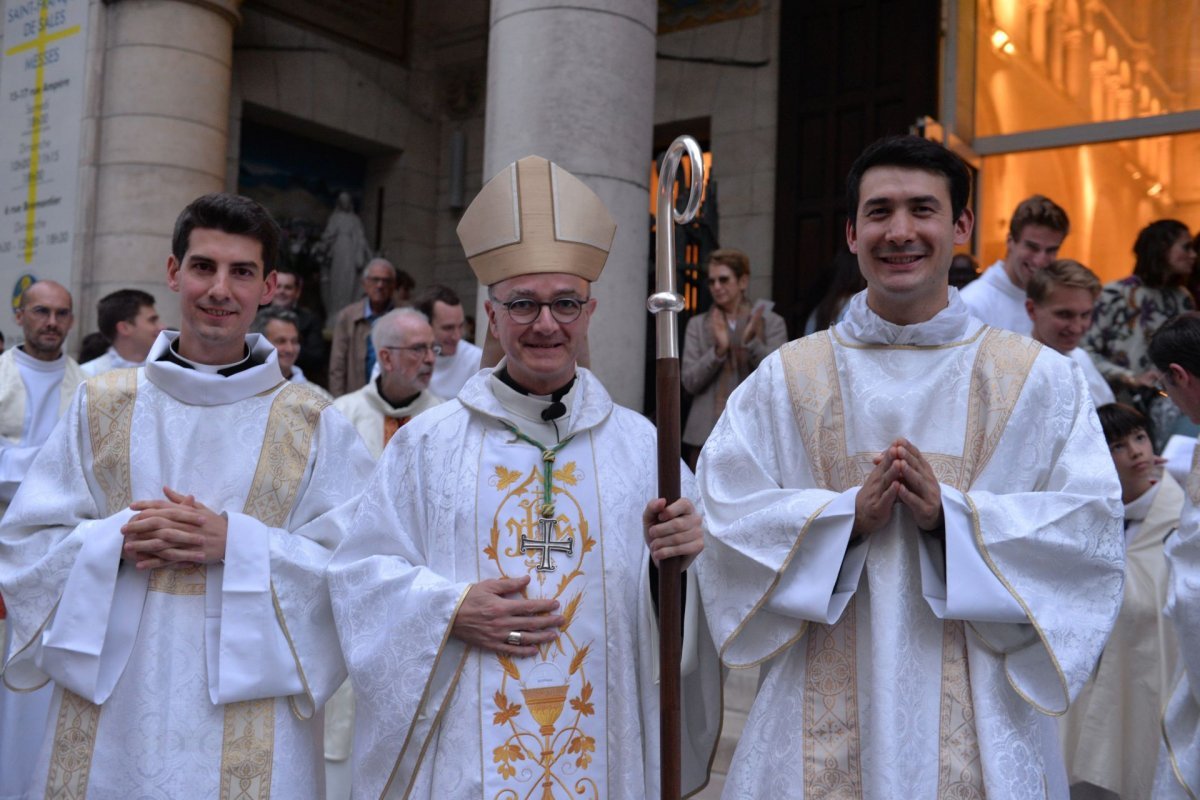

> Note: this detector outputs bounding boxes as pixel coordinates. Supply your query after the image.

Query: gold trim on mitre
[456,156,616,285]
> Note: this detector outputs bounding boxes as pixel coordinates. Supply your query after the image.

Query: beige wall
[655,1,780,304]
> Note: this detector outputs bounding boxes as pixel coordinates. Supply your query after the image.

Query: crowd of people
[0,135,1198,800]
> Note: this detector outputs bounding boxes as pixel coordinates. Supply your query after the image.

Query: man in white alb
[414,284,483,399]
[697,135,1123,798]
[1025,258,1115,407]
[960,194,1069,334]
[0,280,84,800]
[328,155,721,799]
[80,289,165,376]
[1150,312,1200,798]
[333,307,442,460]
[0,193,373,798]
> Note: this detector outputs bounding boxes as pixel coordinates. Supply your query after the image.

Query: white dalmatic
[477,431,608,799]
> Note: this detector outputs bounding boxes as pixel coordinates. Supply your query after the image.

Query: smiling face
[430,300,465,356]
[1026,285,1095,354]
[847,166,973,325]
[485,273,595,395]
[263,318,301,378]
[1003,224,1065,291]
[166,228,276,365]
[272,272,301,308]
[377,314,436,402]
[1108,427,1156,503]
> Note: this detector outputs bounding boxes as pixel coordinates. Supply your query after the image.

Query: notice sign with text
[0,0,88,316]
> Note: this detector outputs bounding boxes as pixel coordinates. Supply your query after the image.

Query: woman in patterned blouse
[1084,219,1197,449]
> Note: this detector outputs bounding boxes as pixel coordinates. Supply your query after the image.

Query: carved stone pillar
[84,0,241,329]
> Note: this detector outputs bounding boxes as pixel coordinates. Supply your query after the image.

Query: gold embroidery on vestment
[802,597,861,800]
[43,371,139,798]
[216,383,327,799]
[484,436,601,800]
[937,622,983,799]
[51,378,326,799]
[779,327,1042,798]
[43,689,102,800]
[218,698,275,800]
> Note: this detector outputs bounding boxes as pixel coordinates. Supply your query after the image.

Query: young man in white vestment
[1060,403,1180,800]
[1024,259,1115,408]
[1150,312,1200,797]
[959,194,1070,335]
[696,135,1124,799]
[0,193,374,799]
[0,280,83,800]
[328,155,722,799]
[80,288,166,376]
[415,284,484,399]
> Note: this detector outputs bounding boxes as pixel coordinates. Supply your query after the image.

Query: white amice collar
[1124,481,1160,523]
[144,331,284,406]
[836,288,979,347]
[13,346,67,373]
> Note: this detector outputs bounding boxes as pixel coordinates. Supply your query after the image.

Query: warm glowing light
[1002,42,1016,55]
[1147,182,1163,197]
[991,29,1011,51]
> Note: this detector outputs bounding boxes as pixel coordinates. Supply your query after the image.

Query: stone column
[83,0,241,331]
[480,1,656,410]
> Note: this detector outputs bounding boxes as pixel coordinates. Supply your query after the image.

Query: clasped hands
[853,438,944,540]
[451,497,704,655]
[120,486,228,570]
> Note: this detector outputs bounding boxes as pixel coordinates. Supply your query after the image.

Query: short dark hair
[96,289,156,341]
[252,306,300,336]
[1149,311,1200,377]
[845,135,971,225]
[414,284,462,319]
[171,193,281,273]
[1008,195,1069,241]
[1133,219,1191,289]
[1096,403,1147,445]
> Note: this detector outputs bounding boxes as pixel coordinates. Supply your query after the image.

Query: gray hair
[370,307,429,350]
[252,307,300,335]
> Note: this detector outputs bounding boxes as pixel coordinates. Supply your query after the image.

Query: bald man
[0,280,84,800]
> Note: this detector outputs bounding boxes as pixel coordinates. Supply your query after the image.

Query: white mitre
[456,155,617,284]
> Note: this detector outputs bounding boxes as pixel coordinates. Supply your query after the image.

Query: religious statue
[316,192,372,315]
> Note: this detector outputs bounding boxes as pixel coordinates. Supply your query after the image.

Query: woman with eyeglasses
[681,248,787,467]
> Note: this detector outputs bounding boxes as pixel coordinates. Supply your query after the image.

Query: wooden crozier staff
[648,135,705,800]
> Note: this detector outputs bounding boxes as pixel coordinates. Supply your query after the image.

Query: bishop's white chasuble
[697,292,1124,800]
[329,368,721,800]
[0,333,374,800]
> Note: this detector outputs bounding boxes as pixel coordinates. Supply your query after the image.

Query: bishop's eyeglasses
[493,297,589,325]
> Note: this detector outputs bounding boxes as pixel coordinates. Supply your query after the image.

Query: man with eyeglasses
[333,307,442,459]
[329,258,398,397]
[329,155,721,799]
[0,280,83,799]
